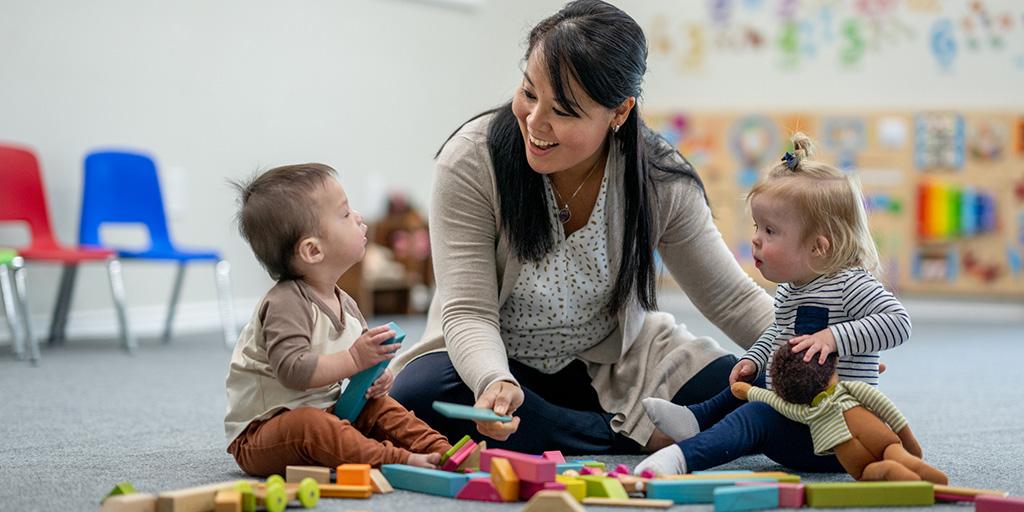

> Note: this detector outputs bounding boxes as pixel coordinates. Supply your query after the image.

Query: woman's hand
[366,368,394,399]
[473,380,523,441]
[789,328,838,364]
[729,359,758,385]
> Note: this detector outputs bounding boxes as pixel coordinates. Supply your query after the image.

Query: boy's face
[750,194,818,286]
[315,178,367,274]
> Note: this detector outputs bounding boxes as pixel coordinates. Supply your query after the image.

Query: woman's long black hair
[438,0,703,313]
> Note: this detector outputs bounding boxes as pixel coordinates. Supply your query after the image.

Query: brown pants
[228,395,452,476]
[834,406,947,484]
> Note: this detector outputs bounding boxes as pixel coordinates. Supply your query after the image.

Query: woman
[390,0,773,454]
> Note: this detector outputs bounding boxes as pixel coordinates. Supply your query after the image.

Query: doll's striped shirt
[747,381,909,455]
[740,268,911,388]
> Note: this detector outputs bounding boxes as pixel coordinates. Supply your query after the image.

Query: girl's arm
[830,272,912,356]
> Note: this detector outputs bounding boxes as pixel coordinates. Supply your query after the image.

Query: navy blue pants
[391,352,737,455]
[678,373,845,472]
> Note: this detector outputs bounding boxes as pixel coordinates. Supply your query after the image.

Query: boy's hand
[789,328,837,365]
[348,325,399,372]
[731,382,752,401]
[729,359,758,385]
[366,368,394,399]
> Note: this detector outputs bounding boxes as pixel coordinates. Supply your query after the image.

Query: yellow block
[555,476,586,502]
[318,484,373,499]
[490,457,520,502]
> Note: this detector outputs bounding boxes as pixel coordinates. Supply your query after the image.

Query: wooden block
[804,481,934,508]
[557,462,586,474]
[694,470,753,474]
[582,497,674,508]
[441,434,473,464]
[100,494,157,512]
[578,475,629,500]
[285,465,330,484]
[336,463,371,486]
[456,440,486,472]
[555,476,586,502]
[157,481,247,512]
[613,474,647,494]
[661,472,800,483]
[736,482,805,508]
[934,484,1008,500]
[713,485,778,512]
[455,477,504,502]
[582,461,606,469]
[543,450,566,463]
[521,490,586,512]
[480,448,556,483]
[380,464,469,497]
[105,482,137,499]
[213,490,241,512]
[317,483,373,499]
[976,495,1024,512]
[442,439,477,471]
[369,468,393,493]
[520,480,567,500]
[490,457,520,502]
[646,479,775,504]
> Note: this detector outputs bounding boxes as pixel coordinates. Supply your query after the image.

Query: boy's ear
[296,236,324,264]
[812,235,830,257]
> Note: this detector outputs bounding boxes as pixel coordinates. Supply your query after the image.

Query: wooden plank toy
[369,468,393,493]
[521,480,567,500]
[933,484,1008,502]
[442,439,478,471]
[334,322,403,421]
[804,481,934,508]
[555,475,587,502]
[440,434,472,465]
[480,448,556,483]
[316,483,372,499]
[713,485,778,512]
[976,495,1024,512]
[578,475,629,500]
[380,464,469,497]
[736,481,805,508]
[456,440,486,472]
[646,478,776,504]
[432,401,513,422]
[582,497,674,508]
[521,490,586,512]
[455,477,504,502]
[336,463,371,486]
[213,490,241,512]
[156,481,251,512]
[100,493,157,512]
[613,474,648,494]
[285,466,330,484]
[490,457,520,502]
[661,471,800,483]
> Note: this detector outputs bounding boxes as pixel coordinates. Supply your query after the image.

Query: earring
[612,124,620,133]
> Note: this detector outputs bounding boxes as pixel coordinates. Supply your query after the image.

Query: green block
[441,434,472,464]
[579,460,606,469]
[104,481,135,500]
[578,476,628,499]
[805,481,934,508]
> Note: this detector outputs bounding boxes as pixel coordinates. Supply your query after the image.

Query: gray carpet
[2,300,1022,511]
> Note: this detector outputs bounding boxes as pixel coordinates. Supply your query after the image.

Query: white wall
[2,0,1022,340]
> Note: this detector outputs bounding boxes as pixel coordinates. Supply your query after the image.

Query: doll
[731,344,947,484]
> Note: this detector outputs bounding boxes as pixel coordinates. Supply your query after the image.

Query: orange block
[318,483,373,499]
[490,457,520,502]
[337,464,371,486]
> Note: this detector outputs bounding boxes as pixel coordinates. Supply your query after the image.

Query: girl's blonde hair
[748,132,881,277]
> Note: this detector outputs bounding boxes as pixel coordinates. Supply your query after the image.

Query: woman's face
[511,48,628,176]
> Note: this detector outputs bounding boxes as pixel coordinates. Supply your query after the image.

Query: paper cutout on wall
[913,246,958,282]
[822,117,867,170]
[915,113,965,171]
[877,117,908,149]
[930,19,958,70]
[729,116,779,189]
[966,119,1007,161]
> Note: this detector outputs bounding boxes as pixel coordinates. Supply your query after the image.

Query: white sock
[643,397,700,442]
[634,444,687,476]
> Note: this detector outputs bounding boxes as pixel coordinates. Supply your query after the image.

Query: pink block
[542,450,566,464]
[736,482,805,508]
[640,469,656,479]
[613,464,630,475]
[579,467,595,475]
[519,480,566,500]
[479,448,555,483]
[976,495,1024,512]
[455,477,503,502]
[935,492,975,502]
[442,440,478,471]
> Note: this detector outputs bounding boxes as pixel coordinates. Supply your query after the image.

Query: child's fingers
[367,330,396,345]
[818,348,832,365]
[803,345,819,362]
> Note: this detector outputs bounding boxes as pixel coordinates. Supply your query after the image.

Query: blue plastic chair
[79,150,237,347]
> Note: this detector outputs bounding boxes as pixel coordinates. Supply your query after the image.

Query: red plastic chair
[0,143,135,355]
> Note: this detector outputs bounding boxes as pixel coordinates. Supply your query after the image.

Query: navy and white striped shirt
[741,268,911,388]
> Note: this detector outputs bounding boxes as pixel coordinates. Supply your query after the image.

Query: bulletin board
[645,110,1024,298]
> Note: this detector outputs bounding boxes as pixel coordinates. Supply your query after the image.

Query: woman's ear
[612,96,636,129]
[297,236,325,264]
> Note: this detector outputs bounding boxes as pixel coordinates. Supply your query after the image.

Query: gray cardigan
[393,114,774,442]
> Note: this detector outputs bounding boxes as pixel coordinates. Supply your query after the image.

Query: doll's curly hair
[770,344,838,405]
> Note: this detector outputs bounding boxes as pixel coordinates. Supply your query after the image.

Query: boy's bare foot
[406,452,441,469]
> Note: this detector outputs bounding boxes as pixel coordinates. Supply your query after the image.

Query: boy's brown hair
[770,344,838,405]
[232,163,337,281]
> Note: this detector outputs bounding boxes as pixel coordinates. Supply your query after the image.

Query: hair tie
[781,151,800,170]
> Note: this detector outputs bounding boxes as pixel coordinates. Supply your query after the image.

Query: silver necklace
[550,159,601,224]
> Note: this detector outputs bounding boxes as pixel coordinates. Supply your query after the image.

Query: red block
[455,477,503,502]
[737,481,805,508]
[520,480,566,500]
[976,495,1024,512]
[480,448,555,483]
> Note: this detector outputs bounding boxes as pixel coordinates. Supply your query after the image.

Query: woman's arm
[430,130,518,398]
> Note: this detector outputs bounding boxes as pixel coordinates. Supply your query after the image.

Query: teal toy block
[695,470,753,475]
[334,322,404,422]
[557,462,586,474]
[464,471,491,480]
[714,486,779,512]
[380,464,469,497]
[805,481,934,508]
[432,401,512,423]
[647,478,777,504]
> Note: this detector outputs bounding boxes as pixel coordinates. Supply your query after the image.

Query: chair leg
[105,258,136,353]
[162,262,186,344]
[0,264,25,360]
[214,260,237,350]
[12,258,39,365]
[48,264,78,345]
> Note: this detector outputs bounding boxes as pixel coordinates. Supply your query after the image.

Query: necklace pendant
[557,206,572,224]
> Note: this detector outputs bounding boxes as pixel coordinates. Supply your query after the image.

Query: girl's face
[750,194,821,286]
[510,47,629,176]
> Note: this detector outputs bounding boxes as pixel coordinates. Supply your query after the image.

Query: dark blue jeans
[391,352,737,455]
[679,373,845,473]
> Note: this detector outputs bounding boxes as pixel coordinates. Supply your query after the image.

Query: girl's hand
[348,325,399,371]
[729,359,758,385]
[789,329,837,364]
[473,380,523,441]
[366,368,394,399]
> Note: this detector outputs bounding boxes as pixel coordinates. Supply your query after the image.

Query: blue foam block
[714,485,779,512]
[380,464,469,497]
[647,478,777,504]
[432,401,512,422]
[334,322,404,422]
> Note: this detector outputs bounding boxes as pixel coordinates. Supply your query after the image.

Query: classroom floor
[1,293,1022,511]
